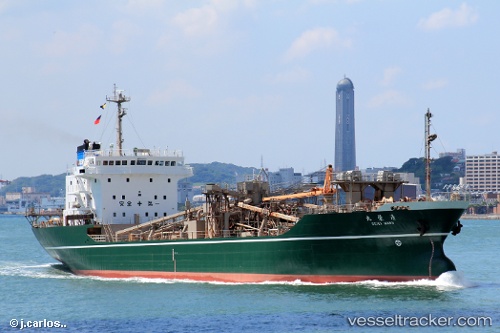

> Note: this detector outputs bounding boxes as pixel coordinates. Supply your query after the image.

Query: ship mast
[106,84,130,156]
[425,109,437,200]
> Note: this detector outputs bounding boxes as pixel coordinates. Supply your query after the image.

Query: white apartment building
[465,151,500,192]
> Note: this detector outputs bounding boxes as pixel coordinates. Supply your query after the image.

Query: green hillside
[0,174,65,197]
[189,162,258,185]
[395,155,461,190]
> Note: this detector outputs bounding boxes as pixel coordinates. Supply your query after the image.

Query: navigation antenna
[425,109,437,200]
[106,84,131,156]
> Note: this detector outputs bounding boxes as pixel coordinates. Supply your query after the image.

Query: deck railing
[84,148,185,158]
[88,234,107,242]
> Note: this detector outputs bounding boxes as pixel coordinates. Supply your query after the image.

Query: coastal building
[439,148,466,175]
[0,179,10,190]
[465,151,500,193]
[235,167,302,193]
[268,167,303,192]
[178,178,194,208]
[5,187,51,213]
[334,77,356,172]
[439,149,466,162]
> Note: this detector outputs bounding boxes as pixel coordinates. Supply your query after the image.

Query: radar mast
[106,84,130,155]
[425,109,437,200]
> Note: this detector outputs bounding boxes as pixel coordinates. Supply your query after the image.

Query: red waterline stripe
[74,270,435,283]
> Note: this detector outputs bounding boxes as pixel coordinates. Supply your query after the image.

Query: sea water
[0,215,497,332]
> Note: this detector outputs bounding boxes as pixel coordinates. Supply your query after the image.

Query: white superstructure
[63,86,192,225]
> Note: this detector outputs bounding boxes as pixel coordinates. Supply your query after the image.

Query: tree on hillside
[189,162,258,185]
[396,156,459,190]
[0,174,65,197]
[397,158,425,179]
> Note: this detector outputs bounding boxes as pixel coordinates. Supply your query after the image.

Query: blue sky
[0,1,498,180]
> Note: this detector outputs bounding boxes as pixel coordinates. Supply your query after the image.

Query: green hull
[31,202,466,283]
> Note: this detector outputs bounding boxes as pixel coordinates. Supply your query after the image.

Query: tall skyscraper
[334,77,356,172]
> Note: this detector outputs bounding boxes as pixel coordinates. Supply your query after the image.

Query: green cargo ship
[27,88,467,283]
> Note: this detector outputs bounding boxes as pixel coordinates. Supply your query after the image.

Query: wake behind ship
[27,87,468,283]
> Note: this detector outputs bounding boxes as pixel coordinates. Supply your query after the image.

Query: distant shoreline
[461,214,500,220]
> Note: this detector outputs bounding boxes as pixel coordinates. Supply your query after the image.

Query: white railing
[84,148,185,158]
[88,234,107,242]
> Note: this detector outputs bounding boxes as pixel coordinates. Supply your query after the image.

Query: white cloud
[418,3,478,31]
[422,78,448,90]
[284,27,351,61]
[172,5,220,37]
[367,90,412,108]
[170,0,255,37]
[381,66,402,86]
[267,67,312,84]
[147,80,200,105]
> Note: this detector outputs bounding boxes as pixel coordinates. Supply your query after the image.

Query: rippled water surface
[0,215,497,332]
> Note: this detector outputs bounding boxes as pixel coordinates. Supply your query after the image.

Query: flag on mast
[94,115,102,125]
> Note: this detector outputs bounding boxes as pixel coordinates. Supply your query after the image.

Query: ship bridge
[74,146,191,177]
